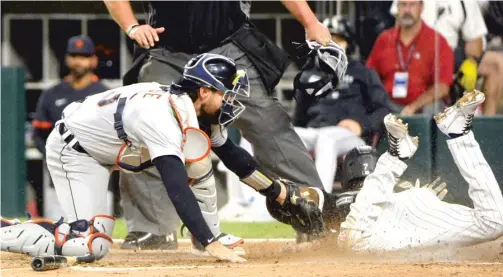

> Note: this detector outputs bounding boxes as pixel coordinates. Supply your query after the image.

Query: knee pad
[89,215,115,237]
[1,221,56,256]
[61,215,115,260]
[61,234,112,260]
[186,157,220,236]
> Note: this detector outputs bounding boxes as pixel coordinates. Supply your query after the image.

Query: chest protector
[116,94,211,174]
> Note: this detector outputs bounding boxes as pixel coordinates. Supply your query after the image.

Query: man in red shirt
[366,0,454,115]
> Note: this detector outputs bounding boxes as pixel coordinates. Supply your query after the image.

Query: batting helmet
[173,53,250,127]
[340,145,378,190]
[322,16,356,55]
[293,41,348,102]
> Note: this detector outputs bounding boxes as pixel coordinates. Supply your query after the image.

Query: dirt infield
[2,238,503,277]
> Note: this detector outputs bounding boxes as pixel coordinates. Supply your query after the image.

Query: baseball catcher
[0,53,326,263]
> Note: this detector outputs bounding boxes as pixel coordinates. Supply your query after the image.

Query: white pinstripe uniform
[339,131,503,251]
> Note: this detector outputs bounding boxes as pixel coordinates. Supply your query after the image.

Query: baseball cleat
[120,231,178,250]
[434,90,485,138]
[190,232,246,256]
[384,114,418,160]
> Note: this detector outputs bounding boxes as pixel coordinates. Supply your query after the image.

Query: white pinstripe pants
[339,131,503,251]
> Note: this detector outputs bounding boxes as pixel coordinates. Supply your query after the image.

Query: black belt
[58,123,88,155]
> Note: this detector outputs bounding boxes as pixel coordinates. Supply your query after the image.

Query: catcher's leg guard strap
[187,157,220,236]
[1,222,56,256]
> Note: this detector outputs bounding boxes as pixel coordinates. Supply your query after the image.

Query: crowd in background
[24,0,503,221]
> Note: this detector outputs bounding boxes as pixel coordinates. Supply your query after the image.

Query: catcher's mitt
[266,179,325,236]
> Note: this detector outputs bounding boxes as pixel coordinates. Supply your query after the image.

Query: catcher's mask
[173,53,250,127]
[293,40,348,101]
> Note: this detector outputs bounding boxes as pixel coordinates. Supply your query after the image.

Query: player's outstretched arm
[212,138,324,235]
[152,155,245,263]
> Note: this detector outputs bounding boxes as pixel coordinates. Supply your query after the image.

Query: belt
[58,123,88,155]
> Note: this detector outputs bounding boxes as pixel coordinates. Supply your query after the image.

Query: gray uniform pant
[121,42,323,235]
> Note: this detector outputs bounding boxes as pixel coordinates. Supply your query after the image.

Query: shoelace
[388,133,400,157]
[463,114,474,134]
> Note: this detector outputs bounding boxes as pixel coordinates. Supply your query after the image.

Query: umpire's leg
[119,51,190,249]
[212,43,324,189]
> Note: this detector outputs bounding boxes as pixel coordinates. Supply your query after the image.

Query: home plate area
[1,238,503,277]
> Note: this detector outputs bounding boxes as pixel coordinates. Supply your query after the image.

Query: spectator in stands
[366,0,454,115]
[390,0,493,114]
[293,16,392,193]
[477,1,503,115]
[32,35,108,215]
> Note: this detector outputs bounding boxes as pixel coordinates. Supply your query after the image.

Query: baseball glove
[266,179,325,236]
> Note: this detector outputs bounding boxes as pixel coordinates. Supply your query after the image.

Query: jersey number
[97,90,121,107]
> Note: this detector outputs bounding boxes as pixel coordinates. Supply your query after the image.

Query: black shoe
[120,231,178,250]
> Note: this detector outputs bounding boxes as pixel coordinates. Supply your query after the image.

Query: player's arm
[292,90,315,127]
[212,138,284,202]
[103,0,164,49]
[152,155,216,246]
[281,0,331,46]
[212,137,324,235]
[32,90,53,155]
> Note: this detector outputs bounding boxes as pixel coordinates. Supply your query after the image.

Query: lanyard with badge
[393,43,415,99]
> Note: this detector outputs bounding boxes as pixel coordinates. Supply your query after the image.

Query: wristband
[126,24,140,36]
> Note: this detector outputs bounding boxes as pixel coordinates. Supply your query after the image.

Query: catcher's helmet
[293,41,348,102]
[173,53,250,127]
[322,16,356,55]
[340,145,378,190]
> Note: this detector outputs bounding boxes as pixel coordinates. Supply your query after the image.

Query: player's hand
[305,21,331,46]
[420,177,448,200]
[128,24,165,49]
[338,119,362,136]
[395,177,448,200]
[205,242,247,263]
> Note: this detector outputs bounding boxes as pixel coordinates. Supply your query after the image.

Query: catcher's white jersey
[44,82,227,222]
[61,82,183,165]
[61,82,227,165]
[339,132,503,251]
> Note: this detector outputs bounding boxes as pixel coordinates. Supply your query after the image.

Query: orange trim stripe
[32,120,53,129]
[184,127,211,163]
[87,233,113,253]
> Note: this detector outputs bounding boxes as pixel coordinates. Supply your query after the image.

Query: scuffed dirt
[2,238,502,277]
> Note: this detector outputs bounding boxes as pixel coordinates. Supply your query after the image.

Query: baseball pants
[294,126,365,193]
[339,132,503,251]
[121,42,323,235]
[45,125,112,222]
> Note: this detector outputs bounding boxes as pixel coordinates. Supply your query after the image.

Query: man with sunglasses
[32,35,108,216]
[1,54,325,263]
